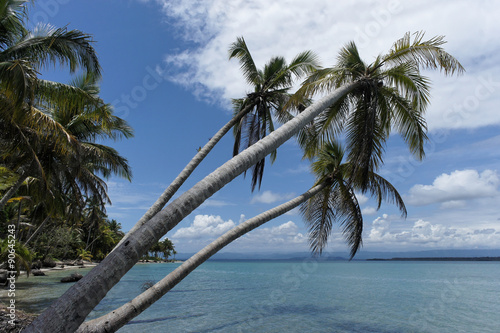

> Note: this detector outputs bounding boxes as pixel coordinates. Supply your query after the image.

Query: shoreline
[0,259,184,329]
[25,259,183,275]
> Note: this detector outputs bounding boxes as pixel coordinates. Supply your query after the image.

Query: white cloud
[356,193,369,205]
[172,214,235,239]
[200,199,232,207]
[362,206,378,216]
[144,0,500,129]
[366,215,500,249]
[250,190,294,204]
[407,169,499,206]
[231,221,308,251]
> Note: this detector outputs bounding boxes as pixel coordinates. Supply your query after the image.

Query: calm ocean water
[4,261,500,332]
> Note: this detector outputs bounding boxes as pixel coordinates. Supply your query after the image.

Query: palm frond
[381,31,465,75]
[0,59,37,104]
[383,87,428,159]
[301,185,336,254]
[80,142,132,181]
[288,50,321,78]
[3,23,101,76]
[345,93,386,187]
[0,0,28,47]
[336,181,363,258]
[366,172,407,217]
[383,61,431,112]
[228,36,260,86]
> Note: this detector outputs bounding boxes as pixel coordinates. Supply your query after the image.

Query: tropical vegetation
[0,1,133,274]
[142,238,176,262]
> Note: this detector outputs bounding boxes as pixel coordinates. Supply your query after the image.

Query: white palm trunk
[114,105,253,250]
[24,82,356,333]
[77,183,325,333]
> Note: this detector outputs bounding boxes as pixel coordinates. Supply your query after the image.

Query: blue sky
[31,0,500,254]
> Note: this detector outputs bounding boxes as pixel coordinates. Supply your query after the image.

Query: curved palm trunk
[78,183,325,333]
[0,172,28,211]
[114,104,254,250]
[24,216,50,246]
[24,82,356,333]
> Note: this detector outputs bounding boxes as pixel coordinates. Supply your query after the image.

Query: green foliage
[295,31,464,190]
[0,1,132,265]
[301,141,406,258]
[229,36,320,191]
[144,238,176,261]
[33,226,83,260]
[0,166,19,190]
[77,249,93,262]
[0,238,33,277]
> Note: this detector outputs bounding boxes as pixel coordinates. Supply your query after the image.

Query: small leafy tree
[0,239,33,277]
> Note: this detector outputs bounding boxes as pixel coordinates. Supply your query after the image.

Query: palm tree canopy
[301,141,406,258]
[0,0,105,184]
[0,0,101,105]
[296,31,464,189]
[229,36,320,191]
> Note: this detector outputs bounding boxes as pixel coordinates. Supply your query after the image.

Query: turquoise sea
[3,261,500,332]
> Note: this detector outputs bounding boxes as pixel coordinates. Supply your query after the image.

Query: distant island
[176,249,500,261]
[367,257,500,261]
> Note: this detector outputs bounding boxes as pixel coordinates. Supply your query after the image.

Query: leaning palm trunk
[24,82,357,333]
[24,216,50,246]
[114,104,254,250]
[0,171,28,211]
[78,183,326,333]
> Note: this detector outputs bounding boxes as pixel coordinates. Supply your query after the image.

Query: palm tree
[295,32,464,189]
[300,141,405,258]
[0,0,100,209]
[46,73,133,209]
[230,37,319,191]
[1,72,133,212]
[0,0,102,210]
[25,33,463,333]
[160,238,174,260]
[78,141,405,332]
[116,37,318,249]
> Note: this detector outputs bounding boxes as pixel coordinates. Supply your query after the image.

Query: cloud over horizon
[366,214,500,250]
[172,214,236,239]
[406,169,499,206]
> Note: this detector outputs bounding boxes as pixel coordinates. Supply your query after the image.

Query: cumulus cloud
[362,206,378,216]
[232,221,308,251]
[366,215,500,249]
[172,215,235,239]
[250,190,294,204]
[144,0,500,129]
[406,169,499,206]
[356,193,369,205]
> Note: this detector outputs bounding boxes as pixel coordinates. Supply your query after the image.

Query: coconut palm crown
[296,31,464,190]
[300,140,406,258]
[229,36,320,191]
